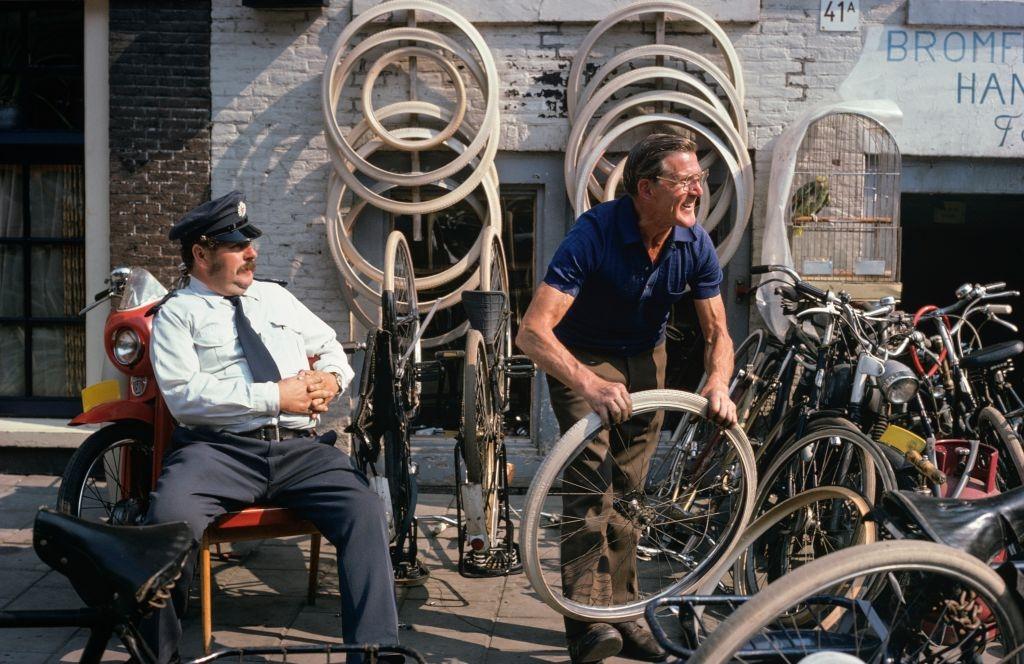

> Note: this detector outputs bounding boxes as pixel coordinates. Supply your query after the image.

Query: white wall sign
[820,0,859,32]
[839,26,1024,157]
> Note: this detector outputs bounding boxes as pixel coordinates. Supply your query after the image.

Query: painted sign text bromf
[839,26,1024,156]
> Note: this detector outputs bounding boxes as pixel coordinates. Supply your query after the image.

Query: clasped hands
[278,370,340,416]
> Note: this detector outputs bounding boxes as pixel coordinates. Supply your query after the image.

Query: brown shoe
[616,620,667,662]
[567,622,623,663]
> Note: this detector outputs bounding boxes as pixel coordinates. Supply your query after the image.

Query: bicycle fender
[69,401,154,426]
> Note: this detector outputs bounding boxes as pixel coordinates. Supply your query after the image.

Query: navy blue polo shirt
[543,195,722,355]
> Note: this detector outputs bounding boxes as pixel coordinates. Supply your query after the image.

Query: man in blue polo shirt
[517,133,737,664]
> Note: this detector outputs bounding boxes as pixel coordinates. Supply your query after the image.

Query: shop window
[0,4,84,417]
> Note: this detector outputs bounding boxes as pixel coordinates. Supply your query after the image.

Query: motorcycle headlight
[880,359,919,404]
[112,328,141,366]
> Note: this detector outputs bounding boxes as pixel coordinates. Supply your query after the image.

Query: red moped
[57,267,175,524]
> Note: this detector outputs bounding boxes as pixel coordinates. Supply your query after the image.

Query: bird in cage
[790,175,830,222]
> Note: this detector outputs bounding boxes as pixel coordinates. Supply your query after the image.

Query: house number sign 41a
[820,0,859,32]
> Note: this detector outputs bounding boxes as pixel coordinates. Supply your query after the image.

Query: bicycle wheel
[730,485,875,598]
[689,540,1024,664]
[461,329,500,542]
[521,389,757,622]
[644,487,877,648]
[754,424,896,515]
[56,422,154,525]
[479,226,511,407]
[382,230,420,413]
[977,405,1024,491]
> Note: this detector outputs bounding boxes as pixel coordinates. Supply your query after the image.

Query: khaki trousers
[546,344,666,638]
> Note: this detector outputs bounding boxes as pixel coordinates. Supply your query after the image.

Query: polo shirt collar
[618,195,698,244]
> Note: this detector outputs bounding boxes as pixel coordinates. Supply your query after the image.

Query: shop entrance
[901,193,1024,355]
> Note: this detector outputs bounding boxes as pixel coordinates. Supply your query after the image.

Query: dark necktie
[226,296,281,383]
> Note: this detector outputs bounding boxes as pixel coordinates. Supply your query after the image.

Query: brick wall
[208,0,905,329]
[109,1,212,287]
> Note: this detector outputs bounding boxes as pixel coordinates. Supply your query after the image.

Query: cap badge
[237,200,246,218]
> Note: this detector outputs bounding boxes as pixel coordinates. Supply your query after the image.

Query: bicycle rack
[453,439,522,578]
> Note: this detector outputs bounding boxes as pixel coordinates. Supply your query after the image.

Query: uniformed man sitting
[144,191,400,663]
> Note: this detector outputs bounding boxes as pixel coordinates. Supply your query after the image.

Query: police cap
[169,191,263,244]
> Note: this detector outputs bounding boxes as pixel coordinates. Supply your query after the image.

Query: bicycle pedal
[434,349,465,361]
[505,354,536,378]
[414,360,443,382]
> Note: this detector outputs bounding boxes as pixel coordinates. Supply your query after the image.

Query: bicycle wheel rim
[690,540,1024,664]
[74,438,153,524]
[521,389,757,621]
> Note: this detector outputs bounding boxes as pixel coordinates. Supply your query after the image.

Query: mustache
[239,260,256,272]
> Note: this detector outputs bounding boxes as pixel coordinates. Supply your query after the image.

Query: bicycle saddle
[879,487,1024,562]
[960,340,1024,370]
[32,508,195,617]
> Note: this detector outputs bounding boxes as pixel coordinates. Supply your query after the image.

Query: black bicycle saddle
[33,508,195,617]
[960,340,1024,370]
[880,487,1024,562]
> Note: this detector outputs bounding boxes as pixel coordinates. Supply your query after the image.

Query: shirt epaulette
[255,277,288,287]
[145,289,181,317]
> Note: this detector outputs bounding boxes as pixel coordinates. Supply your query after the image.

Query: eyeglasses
[656,169,709,190]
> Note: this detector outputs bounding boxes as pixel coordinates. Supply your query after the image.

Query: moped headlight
[880,358,919,404]
[112,328,141,366]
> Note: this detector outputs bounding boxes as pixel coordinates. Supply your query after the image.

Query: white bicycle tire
[520,389,757,622]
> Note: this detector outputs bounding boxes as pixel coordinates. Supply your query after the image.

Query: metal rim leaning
[572,43,747,137]
[361,45,468,152]
[569,88,747,233]
[566,0,745,117]
[574,112,752,265]
[322,8,500,207]
[564,66,732,204]
[326,26,490,186]
[599,148,735,231]
[327,101,501,291]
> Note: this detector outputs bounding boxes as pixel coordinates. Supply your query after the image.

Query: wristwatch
[329,371,344,393]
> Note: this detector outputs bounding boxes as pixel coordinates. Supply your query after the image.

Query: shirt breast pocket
[193,325,237,373]
[265,315,306,363]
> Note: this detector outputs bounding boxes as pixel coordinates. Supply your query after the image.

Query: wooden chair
[199,507,322,653]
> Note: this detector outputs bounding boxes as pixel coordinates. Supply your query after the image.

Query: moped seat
[880,487,1024,562]
[32,508,194,617]
[960,340,1024,370]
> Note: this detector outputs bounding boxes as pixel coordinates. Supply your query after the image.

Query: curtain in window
[30,164,84,397]
[0,166,24,396]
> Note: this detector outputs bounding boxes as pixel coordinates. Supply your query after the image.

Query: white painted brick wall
[209,0,907,432]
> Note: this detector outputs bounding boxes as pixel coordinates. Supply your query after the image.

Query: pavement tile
[15,476,61,488]
[0,474,646,663]
[498,585,562,619]
[0,627,78,655]
[0,569,43,603]
[0,527,33,545]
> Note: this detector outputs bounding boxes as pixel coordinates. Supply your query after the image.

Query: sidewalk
[0,474,640,663]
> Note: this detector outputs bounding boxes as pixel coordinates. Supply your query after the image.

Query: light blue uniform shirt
[151,277,354,432]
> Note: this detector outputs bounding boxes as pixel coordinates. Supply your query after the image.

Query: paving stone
[0,651,52,664]
[0,569,43,602]
[0,544,49,572]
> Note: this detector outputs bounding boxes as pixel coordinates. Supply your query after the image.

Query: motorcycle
[56,267,175,525]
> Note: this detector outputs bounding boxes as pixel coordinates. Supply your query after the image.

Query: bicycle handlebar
[751,264,830,302]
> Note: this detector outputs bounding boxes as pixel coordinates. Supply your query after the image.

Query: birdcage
[786,113,901,283]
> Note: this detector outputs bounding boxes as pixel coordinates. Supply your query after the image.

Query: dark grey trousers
[546,344,666,640]
[142,426,398,664]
